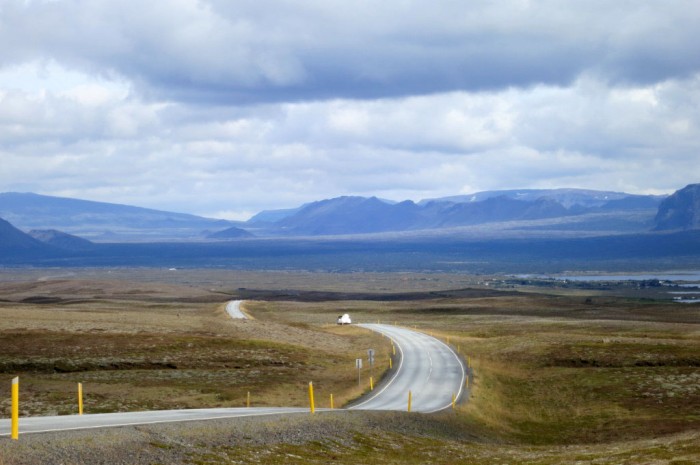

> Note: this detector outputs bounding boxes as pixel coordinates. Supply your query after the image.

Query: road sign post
[356,358,363,386]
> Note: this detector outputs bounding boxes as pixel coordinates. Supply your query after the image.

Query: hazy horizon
[0,185,676,222]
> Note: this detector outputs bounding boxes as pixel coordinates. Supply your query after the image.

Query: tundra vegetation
[0,268,698,464]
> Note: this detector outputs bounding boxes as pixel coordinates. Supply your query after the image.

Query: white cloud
[2,72,700,215]
[0,1,699,217]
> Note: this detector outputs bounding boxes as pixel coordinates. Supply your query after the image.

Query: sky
[0,1,699,220]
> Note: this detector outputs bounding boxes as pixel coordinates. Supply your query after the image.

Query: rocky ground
[2,410,699,465]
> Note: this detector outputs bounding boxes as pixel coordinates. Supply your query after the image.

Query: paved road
[1,319,466,436]
[225,300,248,319]
[350,324,465,413]
[0,408,313,436]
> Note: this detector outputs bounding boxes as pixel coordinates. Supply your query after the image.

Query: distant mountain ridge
[1,184,699,272]
[419,188,638,208]
[654,184,700,231]
[28,229,96,251]
[0,217,52,255]
[247,189,667,236]
[0,192,239,241]
[0,187,687,241]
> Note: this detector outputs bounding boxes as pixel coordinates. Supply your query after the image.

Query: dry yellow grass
[0,276,391,417]
[1,268,698,464]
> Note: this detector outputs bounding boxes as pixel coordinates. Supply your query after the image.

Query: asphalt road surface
[350,324,465,413]
[1,318,465,436]
[0,408,314,436]
[225,300,248,319]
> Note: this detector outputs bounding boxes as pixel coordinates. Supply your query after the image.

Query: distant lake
[519,272,700,282]
[515,272,700,303]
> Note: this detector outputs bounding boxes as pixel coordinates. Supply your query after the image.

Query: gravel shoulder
[0,410,477,465]
[3,411,698,465]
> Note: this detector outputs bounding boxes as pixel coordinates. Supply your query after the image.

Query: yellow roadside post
[407,390,412,412]
[11,377,19,440]
[330,393,334,409]
[389,356,393,369]
[78,382,83,415]
[308,382,315,415]
[370,376,374,391]
[392,343,396,356]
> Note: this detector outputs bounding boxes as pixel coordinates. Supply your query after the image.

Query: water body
[515,272,700,303]
[554,272,700,282]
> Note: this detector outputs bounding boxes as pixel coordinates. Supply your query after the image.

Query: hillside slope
[0,192,237,241]
[0,217,52,255]
[655,184,700,230]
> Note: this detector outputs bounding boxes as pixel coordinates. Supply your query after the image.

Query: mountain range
[240,188,668,237]
[1,184,699,272]
[1,187,695,242]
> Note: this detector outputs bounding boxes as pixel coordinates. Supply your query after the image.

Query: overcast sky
[1,0,699,220]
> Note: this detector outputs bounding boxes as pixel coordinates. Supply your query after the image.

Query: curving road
[350,324,465,413]
[1,306,466,436]
[225,300,248,319]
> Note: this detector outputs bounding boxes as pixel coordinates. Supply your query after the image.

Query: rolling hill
[28,229,96,251]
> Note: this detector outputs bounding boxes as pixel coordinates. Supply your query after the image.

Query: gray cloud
[2,1,699,104]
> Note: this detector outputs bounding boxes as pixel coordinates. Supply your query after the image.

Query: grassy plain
[0,271,393,417]
[0,268,699,464]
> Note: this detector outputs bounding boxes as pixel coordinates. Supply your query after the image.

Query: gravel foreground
[0,411,479,465]
[3,410,700,464]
